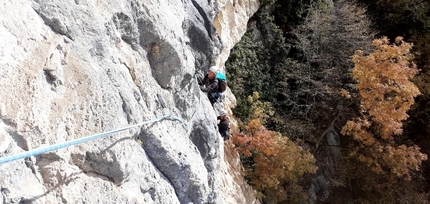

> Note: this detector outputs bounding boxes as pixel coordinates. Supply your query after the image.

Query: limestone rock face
[0,0,259,203]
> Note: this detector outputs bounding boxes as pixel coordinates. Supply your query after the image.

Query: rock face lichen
[0,0,259,203]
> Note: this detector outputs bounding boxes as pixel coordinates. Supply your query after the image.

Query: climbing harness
[0,96,202,165]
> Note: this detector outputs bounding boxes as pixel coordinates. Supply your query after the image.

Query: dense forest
[225,0,430,203]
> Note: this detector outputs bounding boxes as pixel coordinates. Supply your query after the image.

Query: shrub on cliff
[232,95,317,203]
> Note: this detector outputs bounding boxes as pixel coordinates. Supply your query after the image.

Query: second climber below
[199,66,221,105]
[217,109,230,141]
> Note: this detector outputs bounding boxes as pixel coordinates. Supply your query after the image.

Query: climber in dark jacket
[199,66,220,105]
[217,109,230,141]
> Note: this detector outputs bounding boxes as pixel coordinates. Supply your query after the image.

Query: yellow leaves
[348,36,420,138]
[246,119,263,134]
[372,145,428,180]
[339,88,351,98]
[342,36,427,180]
[341,119,375,145]
[247,92,274,122]
[349,143,428,180]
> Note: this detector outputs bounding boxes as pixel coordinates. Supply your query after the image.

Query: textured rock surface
[0,0,259,203]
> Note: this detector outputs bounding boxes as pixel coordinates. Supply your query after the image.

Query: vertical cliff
[0,0,259,203]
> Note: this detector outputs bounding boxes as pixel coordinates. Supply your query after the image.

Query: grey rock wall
[0,0,259,203]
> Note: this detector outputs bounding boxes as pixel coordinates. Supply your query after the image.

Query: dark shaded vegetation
[226,0,430,203]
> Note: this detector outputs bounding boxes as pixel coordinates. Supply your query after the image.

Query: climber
[217,109,230,141]
[199,66,221,105]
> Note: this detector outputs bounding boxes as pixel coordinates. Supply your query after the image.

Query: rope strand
[0,96,202,165]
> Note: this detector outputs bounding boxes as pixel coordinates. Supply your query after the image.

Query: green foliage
[226,10,289,123]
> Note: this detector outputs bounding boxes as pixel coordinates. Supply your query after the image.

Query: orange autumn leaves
[341,37,427,179]
[233,114,317,202]
[231,37,427,203]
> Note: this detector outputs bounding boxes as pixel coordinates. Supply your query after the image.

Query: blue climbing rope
[0,95,202,165]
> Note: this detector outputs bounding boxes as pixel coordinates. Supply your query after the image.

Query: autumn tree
[356,0,430,160]
[341,37,427,179]
[227,0,430,202]
[232,95,317,203]
[227,0,381,202]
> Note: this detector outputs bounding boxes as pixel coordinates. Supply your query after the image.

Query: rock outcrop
[0,0,259,203]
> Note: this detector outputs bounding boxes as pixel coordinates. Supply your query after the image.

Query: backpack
[216,72,227,92]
